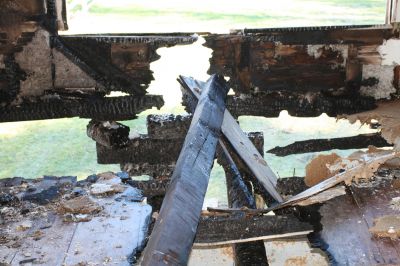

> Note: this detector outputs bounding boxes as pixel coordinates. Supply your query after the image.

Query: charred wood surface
[147,114,192,139]
[225,93,376,118]
[121,163,176,178]
[141,75,228,266]
[125,179,171,198]
[195,214,313,246]
[97,136,184,165]
[101,132,261,166]
[218,140,269,265]
[87,120,130,148]
[56,35,197,96]
[268,133,392,156]
[180,75,282,202]
[0,95,163,122]
[205,25,397,95]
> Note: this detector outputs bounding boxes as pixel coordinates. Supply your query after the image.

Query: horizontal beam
[268,133,392,156]
[97,136,184,165]
[225,93,376,118]
[194,214,313,246]
[0,95,163,122]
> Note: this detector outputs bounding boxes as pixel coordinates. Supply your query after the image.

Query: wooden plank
[267,133,391,156]
[64,187,152,266]
[218,140,268,265]
[97,135,184,165]
[141,75,228,266]
[266,152,398,212]
[349,179,400,264]
[319,193,385,265]
[179,76,282,202]
[10,213,77,266]
[0,95,164,122]
[194,215,313,247]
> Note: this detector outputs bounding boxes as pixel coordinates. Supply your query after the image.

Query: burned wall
[0,0,197,122]
[205,25,400,117]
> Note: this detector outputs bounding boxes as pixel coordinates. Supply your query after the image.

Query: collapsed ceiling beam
[0,95,163,122]
[179,75,282,202]
[268,133,392,156]
[195,214,313,247]
[141,75,228,265]
[218,141,269,265]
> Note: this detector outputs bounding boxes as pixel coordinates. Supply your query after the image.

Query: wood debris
[369,215,400,239]
[59,195,102,215]
[305,147,400,186]
[343,99,400,150]
[296,186,346,206]
[305,153,340,186]
[90,183,126,196]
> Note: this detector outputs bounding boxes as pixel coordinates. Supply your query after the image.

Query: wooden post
[218,141,270,266]
[179,76,283,203]
[141,75,228,265]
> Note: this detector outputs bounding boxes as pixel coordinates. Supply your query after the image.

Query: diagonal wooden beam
[141,75,228,266]
[179,76,283,202]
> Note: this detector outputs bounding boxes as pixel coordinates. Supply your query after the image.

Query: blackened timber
[205,26,398,95]
[56,34,197,95]
[147,114,192,139]
[268,133,392,156]
[119,132,263,178]
[87,120,130,148]
[194,215,313,246]
[121,163,176,178]
[179,76,282,202]
[0,95,163,122]
[242,25,394,44]
[225,93,376,118]
[126,179,171,198]
[97,136,184,165]
[103,133,260,167]
[219,141,269,266]
[141,75,228,266]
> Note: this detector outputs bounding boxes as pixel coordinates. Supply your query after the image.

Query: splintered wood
[305,148,400,186]
[343,99,400,149]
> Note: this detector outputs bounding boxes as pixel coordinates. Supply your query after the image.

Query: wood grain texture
[179,75,282,202]
[141,75,228,266]
[268,133,391,156]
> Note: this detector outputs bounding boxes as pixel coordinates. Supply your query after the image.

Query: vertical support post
[141,75,228,265]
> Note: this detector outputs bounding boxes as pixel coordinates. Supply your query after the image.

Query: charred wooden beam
[224,93,376,118]
[205,25,399,100]
[179,75,282,202]
[268,133,392,156]
[0,95,163,122]
[97,136,184,165]
[55,34,197,96]
[195,214,313,246]
[121,163,176,178]
[147,114,192,139]
[87,120,130,148]
[103,132,261,168]
[141,75,228,265]
[218,141,269,265]
[125,178,171,198]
